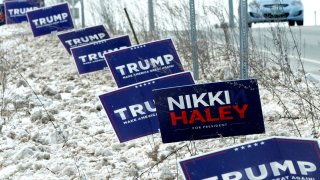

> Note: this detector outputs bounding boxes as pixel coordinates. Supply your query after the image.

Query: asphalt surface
[250,25,320,75]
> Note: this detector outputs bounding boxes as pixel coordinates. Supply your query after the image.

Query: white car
[248,0,304,27]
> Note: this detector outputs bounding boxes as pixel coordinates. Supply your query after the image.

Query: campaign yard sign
[153,79,265,143]
[4,0,42,24]
[179,137,320,180]
[105,39,184,87]
[26,2,74,37]
[0,4,5,26]
[57,25,110,55]
[99,72,195,143]
[71,35,131,74]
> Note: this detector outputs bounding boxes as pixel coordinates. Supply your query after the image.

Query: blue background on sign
[57,25,110,54]
[153,79,265,143]
[105,39,184,87]
[180,137,320,180]
[99,72,195,143]
[5,0,41,24]
[71,35,131,74]
[26,3,73,37]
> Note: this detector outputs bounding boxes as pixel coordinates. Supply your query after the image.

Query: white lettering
[297,161,317,175]
[62,12,68,19]
[208,91,225,106]
[115,65,126,75]
[8,7,37,15]
[14,9,19,15]
[88,54,97,61]
[115,54,175,75]
[185,95,192,109]
[39,18,46,25]
[167,91,230,110]
[203,177,218,180]
[168,96,185,111]
[33,13,68,26]
[222,172,242,180]
[32,19,39,25]
[163,54,174,64]
[113,101,156,120]
[145,101,156,112]
[73,38,82,45]
[150,56,164,67]
[114,108,127,120]
[225,91,231,104]
[98,33,106,39]
[271,160,297,176]
[204,160,317,180]
[79,47,127,63]
[79,55,87,63]
[129,104,145,117]
[65,33,107,46]
[192,93,209,108]
[138,60,151,70]
[8,9,13,15]
[65,40,73,46]
[127,63,139,74]
[245,164,268,179]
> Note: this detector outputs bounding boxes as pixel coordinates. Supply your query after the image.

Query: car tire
[297,20,304,26]
[288,20,295,26]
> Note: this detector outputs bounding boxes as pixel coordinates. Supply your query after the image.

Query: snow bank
[0,23,318,179]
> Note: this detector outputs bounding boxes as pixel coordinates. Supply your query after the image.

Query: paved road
[250,26,320,75]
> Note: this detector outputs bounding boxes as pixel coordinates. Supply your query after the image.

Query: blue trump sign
[26,2,74,37]
[0,4,5,26]
[153,79,265,143]
[99,72,195,143]
[5,0,42,24]
[71,35,131,75]
[105,39,184,87]
[57,25,110,55]
[179,137,320,180]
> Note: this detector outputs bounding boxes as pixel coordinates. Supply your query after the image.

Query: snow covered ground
[0,24,319,179]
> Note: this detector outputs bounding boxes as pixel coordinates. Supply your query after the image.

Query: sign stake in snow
[240,0,249,79]
[229,0,235,28]
[190,0,199,80]
[80,0,84,27]
[148,0,155,32]
[124,8,139,44]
